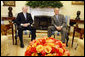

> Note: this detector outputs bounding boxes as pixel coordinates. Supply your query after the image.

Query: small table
[1,17,15,45]
[70,19,84,47]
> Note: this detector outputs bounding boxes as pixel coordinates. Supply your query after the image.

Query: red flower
[56,53,60,56]
[55,41,62,48]
[49,37,55,40]
[39,39,46,45]
[49,37,59,42]
[51,47,55,53]
[25,50,31,56]
[62,47,66,53]
[41,55,45,56]
[40,50,46,56]
[29,40,36,46]
[54,39,59,42]
[42,39,46,44]
[31,47,37,53]
[55,48,59,53]
[37,42,40,45]
[59,52,63,56]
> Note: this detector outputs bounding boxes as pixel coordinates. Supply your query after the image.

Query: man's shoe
[20,44,24,48]
[15,42,17,45]
[15,40,17,45]
[66,43,68,47]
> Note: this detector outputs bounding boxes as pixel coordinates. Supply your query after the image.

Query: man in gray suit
[48,8,69,46]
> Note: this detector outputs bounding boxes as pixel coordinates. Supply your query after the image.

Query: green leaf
[26,1,63,8]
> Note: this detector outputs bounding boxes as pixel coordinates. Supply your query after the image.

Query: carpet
[3,33,79,56]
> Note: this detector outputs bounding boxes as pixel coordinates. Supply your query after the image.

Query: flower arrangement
[25,37,70,56]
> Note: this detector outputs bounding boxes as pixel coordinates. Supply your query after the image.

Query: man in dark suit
[48,8,69,47]
[15,6,36,48]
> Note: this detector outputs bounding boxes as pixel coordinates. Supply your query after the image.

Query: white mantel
[29,7,55,20]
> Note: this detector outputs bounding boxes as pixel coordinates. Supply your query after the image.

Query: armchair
[13,20,32,45]
[52,16,70,38]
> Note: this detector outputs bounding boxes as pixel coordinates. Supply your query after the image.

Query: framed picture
[3,1,15,6]
[72,1,84,5]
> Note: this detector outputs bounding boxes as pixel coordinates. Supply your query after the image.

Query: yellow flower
[53,53,57,56]
[59,48,63,54]
[32,43,37,47]
[55,45,59,48]
[47,43,55,47]
[45,53,53,56]
[36,45,44,53]
[63,53,67,56]
[31,53,38,56]
[44,46,52,53]
[62,43,66,47]
[36,40,39,43]
[46,39,54,43]
[26,45,31,50]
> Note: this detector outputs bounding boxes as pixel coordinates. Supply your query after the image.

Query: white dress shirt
[23,13,27,20]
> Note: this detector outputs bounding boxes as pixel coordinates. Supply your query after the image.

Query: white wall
[1,1,26,17]
[1,1,84,19]
[60,1,84,20]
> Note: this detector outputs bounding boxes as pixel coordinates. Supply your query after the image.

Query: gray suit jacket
[51,14,67,28]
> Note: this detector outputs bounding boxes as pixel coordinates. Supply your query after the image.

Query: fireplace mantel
[29,8,54,20]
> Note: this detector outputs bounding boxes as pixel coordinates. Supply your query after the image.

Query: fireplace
[33,16,52,30]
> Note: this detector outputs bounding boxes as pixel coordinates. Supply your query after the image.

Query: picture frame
[3,1,15,7]
[72,1,84,5]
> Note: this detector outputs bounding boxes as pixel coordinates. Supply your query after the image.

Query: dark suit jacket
[51,14,67,28]
[15,12,33,26]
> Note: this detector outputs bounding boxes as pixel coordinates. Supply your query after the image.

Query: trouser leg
[18,28,23,44]
[61,27,68,43]
[48,26,56,37]
[27,26,36,41]
[66,33,69,45]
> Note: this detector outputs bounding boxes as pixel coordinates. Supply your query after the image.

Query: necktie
[56,15,58,20]
[56,15,60,25]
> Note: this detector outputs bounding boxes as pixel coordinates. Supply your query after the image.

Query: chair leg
[29,34,30,38]
[80,33,83,39]
[54,34,55,38]
[29,32,31,38]
[15,39,17,45]
[71,28,75,47]
[15,35,17,45]
[12,26,14,45]
[15,24,17,45]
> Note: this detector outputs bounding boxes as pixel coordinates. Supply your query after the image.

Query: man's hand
[21,23,30,27]
[56,26,62,30]
[23,24,29,27]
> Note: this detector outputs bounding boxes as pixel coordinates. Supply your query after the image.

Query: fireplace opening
[33,16,52,30]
